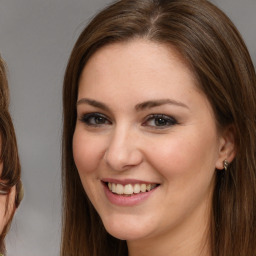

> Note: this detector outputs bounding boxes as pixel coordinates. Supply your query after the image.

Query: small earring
[223,160,229,171]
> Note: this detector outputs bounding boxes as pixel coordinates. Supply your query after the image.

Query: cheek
[144,131,218,221]
[72,128,102,202]
[145,128,219,181]
[72,128,105,175]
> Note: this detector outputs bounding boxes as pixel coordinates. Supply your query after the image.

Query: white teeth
[124,184,133,194]
[108,182,158,195]
[141,184,146,193]
[133,184,141,194]
[116,184,124,194]
[112,183,116,193]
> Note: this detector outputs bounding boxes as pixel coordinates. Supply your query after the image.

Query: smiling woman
[61,0,256,256]
[0,56,22,255]
[73,41,226,249]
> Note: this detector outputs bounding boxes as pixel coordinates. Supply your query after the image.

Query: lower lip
[103,183,158,206]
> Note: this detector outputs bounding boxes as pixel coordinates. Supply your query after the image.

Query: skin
[0,161,16,235]
[73,39,235,256]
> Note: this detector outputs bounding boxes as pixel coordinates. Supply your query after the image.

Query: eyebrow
[135,99,189,111]
[77,98,110,111]
[77,98,189,111]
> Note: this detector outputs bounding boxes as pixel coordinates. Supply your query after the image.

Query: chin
[106,226,148,241]
[101,214,154,241]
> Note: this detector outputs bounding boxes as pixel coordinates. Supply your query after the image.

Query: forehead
[83,39,194,78]
[79,39,200,99]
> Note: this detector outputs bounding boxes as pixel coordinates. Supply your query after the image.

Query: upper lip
[101,178,160,185]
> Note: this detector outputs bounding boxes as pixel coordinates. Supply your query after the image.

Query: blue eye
[143,114,177,128]
[80,113,111,126]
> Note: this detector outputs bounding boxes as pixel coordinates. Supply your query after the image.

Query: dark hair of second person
[0,56,23,255]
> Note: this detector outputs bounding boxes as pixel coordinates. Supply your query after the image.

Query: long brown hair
[0,56,22,254]
[62,0,256,255]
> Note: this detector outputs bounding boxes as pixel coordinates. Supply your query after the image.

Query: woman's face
[73,40,226,243]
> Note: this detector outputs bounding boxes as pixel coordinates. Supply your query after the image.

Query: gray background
[0,0,255,255]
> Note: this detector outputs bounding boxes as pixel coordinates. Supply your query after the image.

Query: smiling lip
[102,179,160,206]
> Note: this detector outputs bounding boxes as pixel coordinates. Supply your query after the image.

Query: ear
[215,125,236,170]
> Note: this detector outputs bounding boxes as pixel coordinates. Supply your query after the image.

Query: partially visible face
[73,39,224,243]
[0,144,16,235]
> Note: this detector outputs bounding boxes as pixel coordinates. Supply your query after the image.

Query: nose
[104,126,143,172]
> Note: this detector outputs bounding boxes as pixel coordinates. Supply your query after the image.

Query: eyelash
[79,113,111,127]
[142,114,177,128]
[79,113,177,129]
